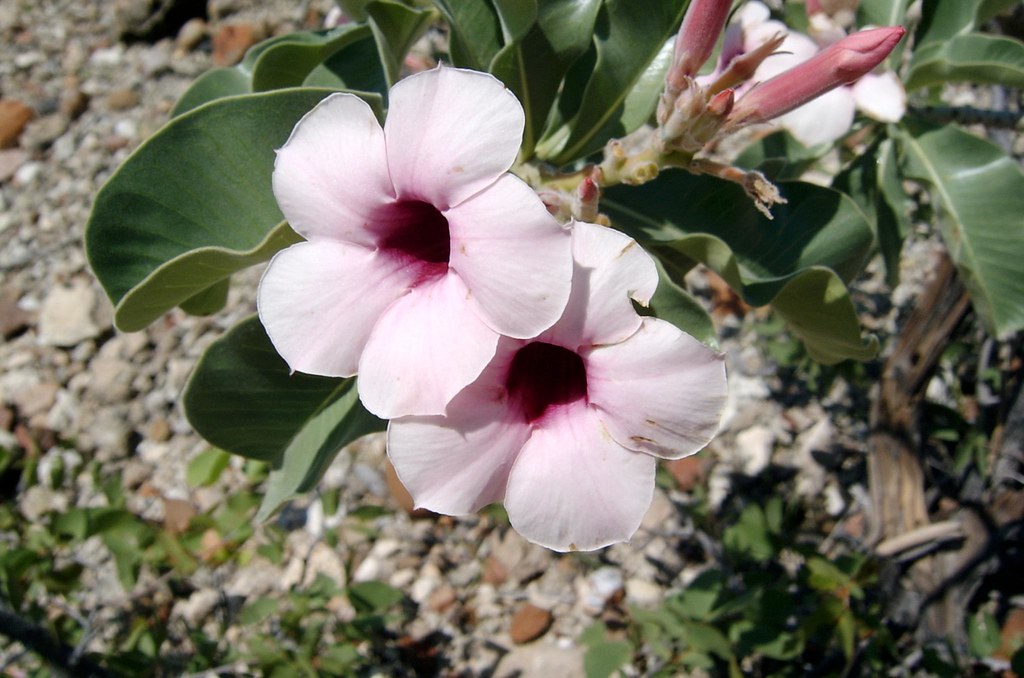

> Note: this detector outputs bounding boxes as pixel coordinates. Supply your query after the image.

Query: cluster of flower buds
[598,0,904,216]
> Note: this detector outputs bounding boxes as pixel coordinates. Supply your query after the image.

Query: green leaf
[249,25,374,92]
[642,257,716,348]
[677,570,725,622]
[683,621,734,660]
[1012,646,1024,676]
[914,0,976,50]
[347,581,404,613]
[186,448,232,487]
[256,378,382,521]
[179,278,231,316]
[897,121,1024,338]
[240,597,280,626]
[724,504,775,562]
[876,138,911,286]
[366,1,434,86]
[171,67,251,117]
[181,317,384,517]
[967,611,1001,657]
[806,556,851,593]
[336,0,374,21]
[490,0,602,157]
[492,0,537,43]
[434,0,504,71]
[303,33,390,98]
[978,0,1021,23]
[583,639,632,678]
[86,89,375,331]
[536,0,685,164]
[603,171,878,363]
[736,130,829,182]
[180,317,363,462]
[906,33,1024,91]
[171,26,372,116]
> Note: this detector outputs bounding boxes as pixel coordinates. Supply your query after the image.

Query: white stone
[625,578,663,607]
[735,425,775,475]
[173,588,220,626]
[579,567,623,615]
[38,282,101,347]
[495,643,584,678]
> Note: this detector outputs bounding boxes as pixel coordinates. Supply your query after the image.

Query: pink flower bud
[806,0,823,16]
[727,26,906,126]
[707,88,735,118]
[668,0,733,88]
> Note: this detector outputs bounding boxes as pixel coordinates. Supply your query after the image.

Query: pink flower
[387,223,727,551]
[258,67,573,419]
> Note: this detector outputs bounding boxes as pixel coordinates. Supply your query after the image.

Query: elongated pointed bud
[708,32,786,95]
[573,174,602,222]
[668,0,733,89]
[727,26,906,126]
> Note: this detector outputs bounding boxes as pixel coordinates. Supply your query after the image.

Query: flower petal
[587,318,727,459]
[387,342,530,514]
[851,71,906,122]
[778,86,855,146]
[383,66,525,208]
[446,174,573,339]
[273,93,395,246]
[257,240,414,377]
[358,273,500,418]
[504,404,656,552]
[541,221,657,349]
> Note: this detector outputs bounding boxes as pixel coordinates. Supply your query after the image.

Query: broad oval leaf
[171,67,251,117]
[435,0,504,72]
[834,136,910,287]
[644,258,717,349]
[906,33,1024,91]
[913,0,976,51]
[490,0,602,157]
[366,0,434,86]
[181,316,384,519]
[897,121,1024,338]
[602,172,878,363]
[171,25,371,116]
[535,0,685,165]
[86,88,374,331]
[492,0,538,43]
[249,24,373,92]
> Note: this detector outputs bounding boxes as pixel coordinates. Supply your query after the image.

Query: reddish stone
[666,456,705,492]
[509,604,553,644]
[482,555,508,585]
[212,22,260,66]
[998,608,1024,660]
[163,498,196,534]
[0,99,35,148]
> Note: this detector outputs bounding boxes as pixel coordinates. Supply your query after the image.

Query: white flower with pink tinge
[258,67,573,419]
[387,222,728,552]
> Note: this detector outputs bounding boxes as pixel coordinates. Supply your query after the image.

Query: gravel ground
[0,1,961,675]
